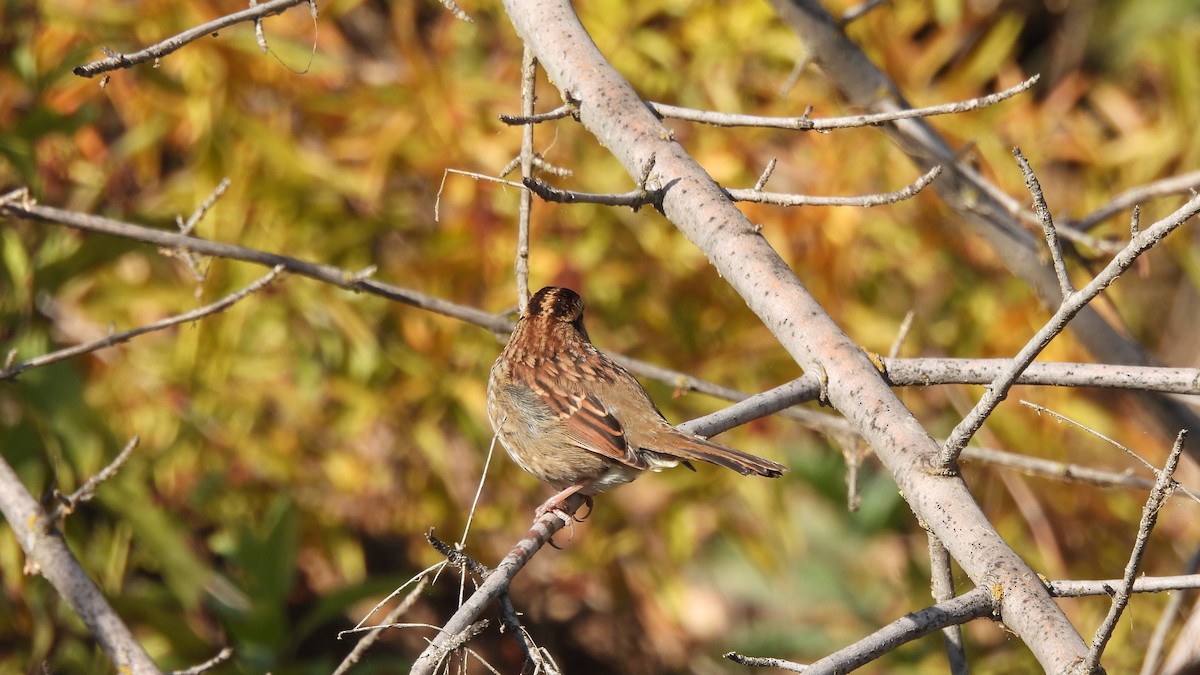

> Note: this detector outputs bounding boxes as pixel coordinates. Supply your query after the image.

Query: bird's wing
[524,352,651,470]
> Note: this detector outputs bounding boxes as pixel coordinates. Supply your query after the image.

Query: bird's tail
[661,431,787,477]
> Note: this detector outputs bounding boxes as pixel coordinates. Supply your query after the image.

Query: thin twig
[928,536,968,674]
[498,102,576,125]
[523,164,941,209]
[888,311,915,359]
[3,200,507,332]
[340,563,445,641]
[1,266,285,381]
[168,647,234,675]
[939,193,1200,466]
[1081,430,1188,672]
[515,47,538,311]
[1069,170,1200,232]
[409,496,584,675]
[841,0,888,23]
[437,0,474,22]
[1014,147,1073,298]
[50,436,140,521]
[333,576,431,675]
[1139,547,1200,675]
[649,75,1038,131]
[171,179,230,282]
[726,164,941,207]
[753,157,778,191]
[727,588,998,674]
[1021,402,1200,504]
[72,0,309,77]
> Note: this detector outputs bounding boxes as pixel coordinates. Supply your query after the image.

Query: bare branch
[928,536,969,674]
[50,436,139,521]
[72,0,310,78]
[727,588,997,674]
[882,357,1200,394]
[940,193,1200,465]
[726,164,941,207]
[2,200,507,333]
[1014,147,1073,298]
[1069,170,1200,233]
[1082,430,1188,672]
[1049,574,1200,597]
[515,47,538,311]
[168,647,234,675]
[727,572,1200,674]
[1,266,285,381]
[649,75,1038,130]
[523,164,941,209]
[410,496,584,675]
[333,576,431,675]
[0,452,160,673]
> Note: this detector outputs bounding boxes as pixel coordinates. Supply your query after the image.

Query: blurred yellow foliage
[1,0,1198,673]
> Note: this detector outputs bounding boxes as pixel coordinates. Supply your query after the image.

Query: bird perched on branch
[487,286,786,518]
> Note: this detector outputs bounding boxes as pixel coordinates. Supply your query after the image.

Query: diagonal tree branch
[488,0,1093,670]
[0,448,161,674]
[766,0,1200,456]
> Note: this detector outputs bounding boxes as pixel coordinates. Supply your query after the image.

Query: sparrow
[486,286,786,518]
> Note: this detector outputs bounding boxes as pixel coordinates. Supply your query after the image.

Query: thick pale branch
[497,0,1091,669]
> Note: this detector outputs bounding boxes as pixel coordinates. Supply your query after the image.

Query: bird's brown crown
[527,286,585,324]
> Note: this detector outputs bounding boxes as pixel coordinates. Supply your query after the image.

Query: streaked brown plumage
[487,286,786,516]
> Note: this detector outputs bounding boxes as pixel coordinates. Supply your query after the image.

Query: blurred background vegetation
[2,0,1199,672]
